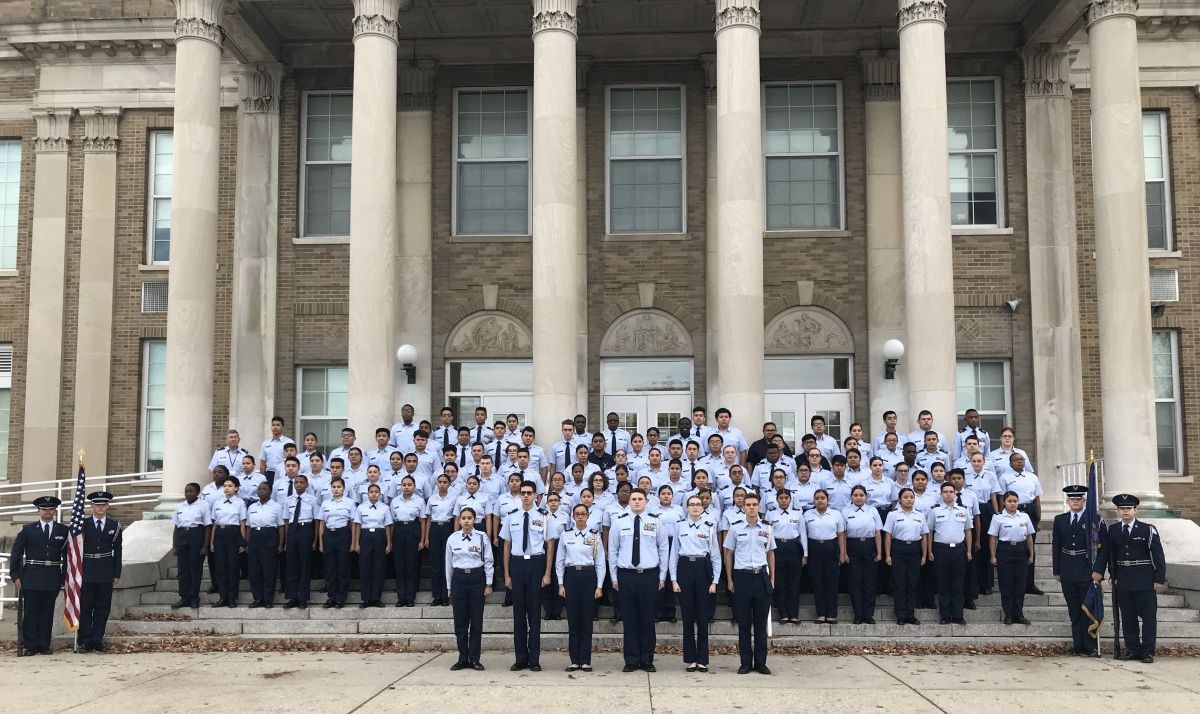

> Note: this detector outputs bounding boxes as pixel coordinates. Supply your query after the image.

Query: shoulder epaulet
[537,507,548,515]
[647,512,660,518]
[959,426,968,433]
[703,520,714,527]
[507,507,519,515]
[616,512,630,519]
[588,527,600,535]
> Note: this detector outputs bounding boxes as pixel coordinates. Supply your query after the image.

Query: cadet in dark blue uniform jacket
[79,491,123,652]
[1052,484,1105,657]
[1093,494,1167,663]
[11,496,69,655]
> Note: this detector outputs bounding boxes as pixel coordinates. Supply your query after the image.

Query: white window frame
[1152,330,1184,476]
[145,130,173,264]
[1142,110,1174,253]
[451,87,533,238]
[0,138,21,272]
[604,84,688,235]
[955,360,1012,434]
[761,81,846,232]
[139,340,166,472]
[296,365,349,455]
[0,343,10,479]
[299,90,353,241]
[948,77,1005,229]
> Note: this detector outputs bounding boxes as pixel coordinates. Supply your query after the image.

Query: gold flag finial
[78,449,85,466]
[1088,448,1095,464]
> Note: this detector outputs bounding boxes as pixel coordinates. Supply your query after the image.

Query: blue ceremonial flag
[1086,460,1102,552]
[1082,459,1104,638]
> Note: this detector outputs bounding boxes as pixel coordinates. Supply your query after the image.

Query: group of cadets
[9,405,1168,669]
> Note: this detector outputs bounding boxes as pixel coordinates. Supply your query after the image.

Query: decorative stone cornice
[398,59,438,111]
[859,51,900,102]
[80,107,121,153]
[1087,0,1139,30]
[700,53,717,105]
[1022,46,1072,98]
[576,56,591,108]
[239,65,280,114]
[715,0,761,33]
[532,0,579,37]
[897,0,946,31]
[173,0,227,46]
[352,0,402,42]
[33,108,72,153]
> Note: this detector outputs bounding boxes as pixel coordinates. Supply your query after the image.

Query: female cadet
[354,483,393,608]
[390,475,425,607]
[454,475,491,528]
[557,503,605,672]
[317,478,359,608]
[863,457,899,521]
[883,487,930,625]
[803,488,846,623]
[670,494,721,672]
[790,464,819,511]
[209,476,247,608]
[655,485,684,623]
[988,490,1036,625]
[446,507,493,671]
[543,491,572,620]
[910,470,940,609]
[929,481,973,625]
[426,473,457,607]
[843,485,883,624]
[768,489,808,624]
[759,469,790,514]
[589,473,614,512]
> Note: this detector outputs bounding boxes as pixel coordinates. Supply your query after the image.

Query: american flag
[62,463,87,631]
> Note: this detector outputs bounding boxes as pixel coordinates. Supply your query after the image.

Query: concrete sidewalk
[2,651,1198,713]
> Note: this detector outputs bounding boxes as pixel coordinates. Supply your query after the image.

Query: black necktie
[44,523,50,538]
[293,496,302,524]
[956,493,964,507]
[459,450,466,467]
[522,511,530,553]
[476,427,482,443]
[632,515,642,567]
[495,442,502,466]
[443,429,450,449]
[610,430,617,456]
[1125,524,1131,538]
[1071,514,1078,528]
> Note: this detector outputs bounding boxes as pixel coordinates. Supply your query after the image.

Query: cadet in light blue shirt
[723,492,776,673]
[208,477,247,608]
[390,475,426,608]
[843,486,883,624]
[929,482,974,625]
[500,482,561,669]
[354,483,394,608]
[316,479,359,607]
[556,503,606,671]
[608,489,669,671]
[768,490,808,624]
[246,482,285,608]
[884,489,930,625]
[446,507,493,671]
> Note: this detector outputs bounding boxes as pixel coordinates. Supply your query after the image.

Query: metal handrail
[1056,459,1104,508]
[0,471,163,520]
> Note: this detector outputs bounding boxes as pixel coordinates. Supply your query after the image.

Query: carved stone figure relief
[765,306,853,354]
[446,312,531,357]
[601,309,692,357]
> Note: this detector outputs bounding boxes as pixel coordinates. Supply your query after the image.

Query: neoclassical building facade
[0,0,1198,514]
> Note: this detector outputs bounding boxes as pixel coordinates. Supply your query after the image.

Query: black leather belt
[1117,560,1152,566]
[83,552,115,559]
[810,538,835,543]
[736,567,765,574]
[1061,548,1089,556]
[25,560,62,566]
[251,527,277,531]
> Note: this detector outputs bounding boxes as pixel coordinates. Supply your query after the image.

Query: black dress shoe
[16,650,32,657]
[297,602,308,609]
[1141,655,1154,664]
[511,663,527,671]
[170,600,188,609]
[908,617,921,625]
[1014,617,1030,625]
[864,616,875,624]
[1003,618,1013,625]
[226,602,237,609]
[450,662,468,671]
[91,643,108,653]
[207,587,219,594]
[737,666,752,674]
[964,602,977,610]
[641,663,656,672]
[1117,651,1139,661]
[264,603,274,609]
[284,600,298,609]
[371,601,384,608]
[622,664,638,673]
[529,664,542,672]
[323,600,335,609]
[1027,587,1044,596]
[756,665,772,675]
[472,663,485,671]
[939,618,951,625]
[334,602,343,609]
[954,618,967,625]
[1086,651,1101,658]
[249,602,263,609]
[897,619,906,625]
[686,664,698,672]
[359,602,370,609]
[76,644,91,654]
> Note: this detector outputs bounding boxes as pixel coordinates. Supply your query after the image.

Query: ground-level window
[298,366,348,455]
[140,340,166,471]
[955,360,1010,437]
[1152,330,1183,473]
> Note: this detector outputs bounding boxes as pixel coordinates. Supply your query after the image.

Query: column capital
[1021,45,1073,98]
[79,107,122,153]
[859,51,900,102]
[532,0,579,37]
[173,0,227,46]
[1086,0,1139,30]
[714,0,761,33]
[32,108,72,153]
[398,59,438,111]
[353,0,403,42]
[238,65,281,114]
[897,0,946,31]
[700,53,717,105]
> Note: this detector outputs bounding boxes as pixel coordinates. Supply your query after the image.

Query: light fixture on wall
[396,344,418,385]
[1005,298,1023,313]
[883,339,905,380]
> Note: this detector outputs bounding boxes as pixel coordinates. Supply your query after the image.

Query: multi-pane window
[0,343,10,478]
[302,92,352,237]
[956,360,1010,436]
[140,340,166,471]
[0,140,20,270]
[764,83,842,230]
[1152,330,1183,473]
[147,131,173,263]
[298,366,348,455]
[1143,111,1172,251]
[608,87,684,233]
[454,89,530,235]
[948,79,1002,227]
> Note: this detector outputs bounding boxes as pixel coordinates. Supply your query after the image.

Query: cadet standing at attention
[77,491,122,654]
[447,507,492,671]
[556,503,605,672]
[989,490,1036,625]
[724,492,776,675]
[390,475,425,607]
[1053,484,1104,656]
[246,482,285,608]
[354,483,393,608]
[610,488,669,672]
[283,472,319,609]
[671,494,722,672]
[803,489,846,624]
[209,476,247,608]
[843,485,883,625]
[884,487,929,625]
[500,480,560,672]
[928,482,972,625]
[11,496,69,655]
[767,489,807,625]
[171,483,211,609]
[1093,494,1167,662]
[317,478,359,608]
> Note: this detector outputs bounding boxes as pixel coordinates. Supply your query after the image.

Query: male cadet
[1093,494,1167,663]
[552,419,579,472]
[431,406,459,452]
[470,406,495,447]
[78,491,123,652]
[259,416,292,484]
[1054,484,1105,657]
[172,483,211,609]
[810,415,840,462]
[905,410,948,452]
[609,488,669,672]
[209,429,250,473]
[283,472,320,609]
[11,496,69,655]
[327,427,359,473]
[521,426,550,479]
[602,412,632,457]
[573,413,593,444]
[954,409,991,461]
[747,421,793,467]
[389,403,419,454]
[500,481,560,671]
[723,492,776,674]
[713,408,750,461]
[367,427,399,470]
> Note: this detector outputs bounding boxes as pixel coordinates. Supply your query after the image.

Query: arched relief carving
[445,311,532,358]
[765,306,853,355]
[600,309,693,357]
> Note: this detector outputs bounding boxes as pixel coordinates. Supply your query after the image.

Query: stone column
[347,0,400,435]
[159,0,226,509]
[1087,1,1166,509]
[394,60,436,419]
[21,108,72,482]
[530,0,580,440]
[1023,46,1085,493]
[701,53,720,410]
[861,52,910,431]
[229,66,280,452]
[714,1,764,435]
[71,107,121,474]
[898,0,956,425]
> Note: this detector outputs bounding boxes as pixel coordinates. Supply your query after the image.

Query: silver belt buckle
[522,554,531,560]
[948,542,957,548]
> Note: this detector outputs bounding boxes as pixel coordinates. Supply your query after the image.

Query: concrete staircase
[112,531,1200,650]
